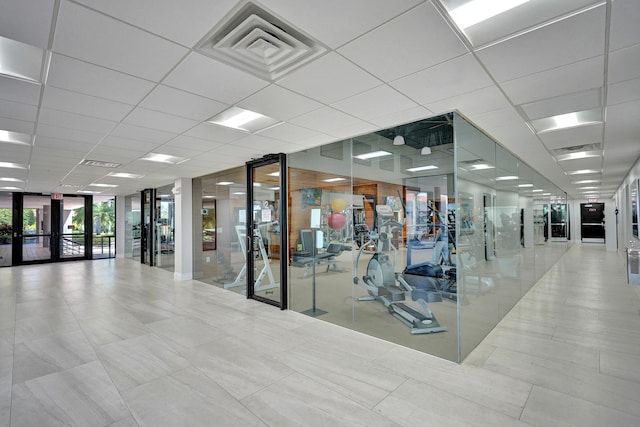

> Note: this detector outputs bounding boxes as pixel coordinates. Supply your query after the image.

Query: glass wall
[92,196,115,259]
[154,184,176,271]
[0,192,12,267]
[124,193,141,261]
[192,112,572,363]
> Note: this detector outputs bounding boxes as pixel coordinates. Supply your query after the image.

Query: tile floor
[1,243,639,426]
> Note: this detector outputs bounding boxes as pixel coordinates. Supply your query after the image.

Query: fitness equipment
[224,225,278,293]
[354,204,446,335]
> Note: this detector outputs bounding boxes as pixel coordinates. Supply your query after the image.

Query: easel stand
[301,227,327,317]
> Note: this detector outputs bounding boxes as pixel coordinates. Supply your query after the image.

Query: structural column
[174,177,193,280]
[115,195,126,258]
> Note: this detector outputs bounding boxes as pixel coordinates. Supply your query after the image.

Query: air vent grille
[81,160,122,168]
[197,2,327,81]
[551,143,601,155]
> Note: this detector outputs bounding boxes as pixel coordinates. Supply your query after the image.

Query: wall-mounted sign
[51,193,63,200]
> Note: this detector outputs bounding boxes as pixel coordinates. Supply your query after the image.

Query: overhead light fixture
[232,192,246,195]
[572,179,600,184]
[323,177,346,182]
[469,163,494,170]
[268,186,280,190]
[407,165,438,172]
[421,147,432,155]
[108,172,143,179]
[393,135,405,145]
[555,150,601,162]
[208,107,280,132]
[253,182,261,187]
[449,0,530,29]
[518,184,533,188]
[532,189,543,192]
[89,183,119,188]
[0,186,23,191]
[578,186,599,190]
[140,153,187,164]
[267,171,280,177]
[496,175,518,181]
[530,108,602,134]
[77,190,101,194]
[566,169,599,175]
[0,162,26,169]
[355,150,392,160]
[0,36,45,83]
[81,159,122,168]
[0,130,31,146]
[0,177,23,182]
[217,181,234,185]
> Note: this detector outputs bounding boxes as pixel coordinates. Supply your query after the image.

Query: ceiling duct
[376,113,454,150]
[197,2,327,81]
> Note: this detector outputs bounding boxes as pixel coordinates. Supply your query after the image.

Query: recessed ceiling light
[232,192,245,195]
[0,177,23,182]
[253,182,261,187]
[555,150,601,162]
[572,179,600,184]
[140,153,187,164]
[323,177,346,182]
[108,172,143,179]
[203,195,216,199]
[578,186,599,190]
[208,107,280,132]
[530,108,602,133]
[0,36,44,83]
[469,163,495,170]
[566,169,599,175]
[532,189,543,192]
[0,186,22,191]
[0,162,26,169]
[518,184,533,187]
[448,0,530,29]
[355,150,392,160]
[267,171,280,177]
[0,130,31,145]
[407,165,438,172]
[89,183,119,188]
[496,175,518,181]
[217,181,234,185]
[77,190,101,194]
[268,187,280,190]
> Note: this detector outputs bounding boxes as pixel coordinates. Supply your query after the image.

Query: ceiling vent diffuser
[197,2,327,81]
[551,143,600,156]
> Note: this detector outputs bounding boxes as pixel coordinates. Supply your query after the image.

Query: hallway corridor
[1,243,639,426]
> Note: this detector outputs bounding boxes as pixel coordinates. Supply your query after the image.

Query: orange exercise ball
[328,212,347,230]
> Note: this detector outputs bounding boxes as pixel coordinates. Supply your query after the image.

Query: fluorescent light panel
[0,162,26,169]
[324,177,346,182]
[555,150,601,162]
[449,0,530,29]
[496,175,518,181]
[469,163,494,170]
[141,153,187,164]
[407,165,438,172]
[355,150,392,160]
[530,108,602,133]
[217,181,234,185]
[0,130,31,145]
[208,107,280,132]
[518,184,533,187]
[108,172,143,179]
[566,169,599,175]
[0,177,23,182]
[0,36,44,83]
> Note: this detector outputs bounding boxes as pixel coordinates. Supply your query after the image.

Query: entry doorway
[246,153,288,309]
[580,202,605,243]
[11,193,92,265]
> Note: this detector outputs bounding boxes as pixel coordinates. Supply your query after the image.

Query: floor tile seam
[8,281,17,427]
[549,332,640,356]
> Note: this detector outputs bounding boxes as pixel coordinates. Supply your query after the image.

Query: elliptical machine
[353,205,446,335]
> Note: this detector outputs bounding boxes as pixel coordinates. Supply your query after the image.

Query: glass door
[581,202,605,243]
[246,154,287,309]
[0,192,13,267]
[141,189,154,266]
[14,193,90,264]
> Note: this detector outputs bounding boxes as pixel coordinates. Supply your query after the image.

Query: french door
[13,193,91,264]
[245,154,288,309]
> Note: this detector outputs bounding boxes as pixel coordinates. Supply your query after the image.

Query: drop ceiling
[0,0,638,200]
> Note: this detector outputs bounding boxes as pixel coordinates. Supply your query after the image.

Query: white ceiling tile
[35,136,92,152]
[556,157,602,172]
[36,123,105,144]
[110,123,176,144]
[277,53,381,104]
[0,76,41,105]
[391,54,493,105]
[289,107,371,135]
[140,85,228,121]
[500,56,603,105]
[426,85,511,118]
[609,0,640,51]
[367,106,433,128]
[326,121,378,140]
[123,108,198,134]
[183,122,246,144]
[53,1,188,81]
[162,135,224,153]
[74,0,237,47]
[332,85,419,122]
[231,134,305,154]
[42,86,134,122]
[238,85,323,121]
[338,2,468,81]
[538,123,603,150]
[608,43,640,84]
[88,146,150,163]
[38,108,117,134]
[476,5,606,82]
[0,99,38,122]
[256,123,330,145]
[608,77,640,106]
[604,99,640,141]
[47,54,156,105]
[520,88,602,120]
[261,0,423,49]
[163,53,269,104]
[0,144,31,162]
[0,0,54,49]
[0,117,35,134]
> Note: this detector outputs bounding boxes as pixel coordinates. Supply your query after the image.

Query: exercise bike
[353,205,447,335]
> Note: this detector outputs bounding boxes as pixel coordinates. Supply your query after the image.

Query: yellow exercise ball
[331,198,347,212]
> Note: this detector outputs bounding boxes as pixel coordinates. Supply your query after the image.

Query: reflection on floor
[2,243,639,426]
